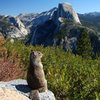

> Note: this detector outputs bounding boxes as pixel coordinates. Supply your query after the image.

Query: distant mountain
[24,3,81,45]
[0,16,28,38]
[0,3,100,54]
[21,3,99,54]
[84,12,100,16]
[79,12,100,32]
[18,3,81,29]
[18,13,39,28]
[0,3,81,39]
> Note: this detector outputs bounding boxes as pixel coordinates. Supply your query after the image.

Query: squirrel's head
[31,51,43,59]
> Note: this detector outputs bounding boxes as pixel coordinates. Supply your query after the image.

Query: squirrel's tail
[29,90,40,100]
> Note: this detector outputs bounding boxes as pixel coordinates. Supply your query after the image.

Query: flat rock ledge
[0,79,56,100]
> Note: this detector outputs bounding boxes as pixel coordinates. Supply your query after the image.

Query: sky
[0,0,100,16]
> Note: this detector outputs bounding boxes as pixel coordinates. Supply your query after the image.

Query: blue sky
[0,0,100,16]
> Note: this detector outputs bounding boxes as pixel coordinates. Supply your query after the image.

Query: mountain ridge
[0,3,100,54]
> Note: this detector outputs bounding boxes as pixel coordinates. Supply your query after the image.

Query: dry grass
[0,37,25,81]
[0,58,24,81]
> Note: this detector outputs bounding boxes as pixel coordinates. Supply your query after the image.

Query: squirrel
[27,51,47,100]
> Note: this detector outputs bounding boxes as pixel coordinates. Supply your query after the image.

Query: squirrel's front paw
[29,90,40,100]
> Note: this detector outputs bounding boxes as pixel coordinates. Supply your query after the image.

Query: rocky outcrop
[0,88,29,100]
[0,79,56,100]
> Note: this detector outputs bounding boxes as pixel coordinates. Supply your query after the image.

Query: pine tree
[77,28,93,59]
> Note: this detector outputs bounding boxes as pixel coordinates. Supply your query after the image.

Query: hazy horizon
[0,0,100,16]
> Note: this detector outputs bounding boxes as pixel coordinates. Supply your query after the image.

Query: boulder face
[0,88,29,100]
[0,79,56,100]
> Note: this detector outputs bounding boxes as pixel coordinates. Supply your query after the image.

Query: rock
[40,91,55,100]
[57,3,81,24]
[0,88,29,100]
[10,38,14,44]
[0,79,56,100]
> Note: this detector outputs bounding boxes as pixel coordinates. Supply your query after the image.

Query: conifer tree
[77,28,92,59]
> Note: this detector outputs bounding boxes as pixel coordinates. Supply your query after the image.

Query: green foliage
[5,40,100,100]
[55,19,74,40]
[56,28,67,39]
[63,18,75,25]
[77,28,93,59]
